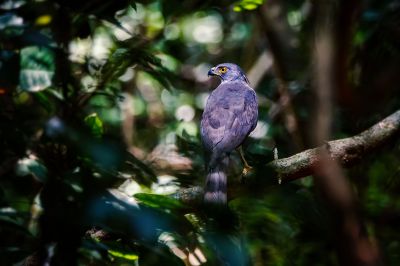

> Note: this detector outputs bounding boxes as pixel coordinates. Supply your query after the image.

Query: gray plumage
[201,63,258,205]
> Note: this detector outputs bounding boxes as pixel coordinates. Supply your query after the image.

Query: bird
[200,63,258,205]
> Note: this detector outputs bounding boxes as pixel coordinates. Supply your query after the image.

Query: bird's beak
[208,67,217,76]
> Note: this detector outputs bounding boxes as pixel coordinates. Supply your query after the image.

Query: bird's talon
[242,165,253,177]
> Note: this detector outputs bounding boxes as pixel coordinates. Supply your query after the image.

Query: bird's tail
[204,156,229,205]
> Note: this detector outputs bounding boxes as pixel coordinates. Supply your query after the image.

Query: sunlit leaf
[108,249,139,261]
[233,0,264,12]
[19,46,54,92]
[15,156,47,182]
[84,113,104,138]
[35,15,52,26]
[134,193,185,210]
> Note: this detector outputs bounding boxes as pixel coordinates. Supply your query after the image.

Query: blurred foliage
[1,0,400,265]
[233,0,265,12]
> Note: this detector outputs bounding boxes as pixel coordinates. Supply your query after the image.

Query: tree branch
[268,109,400,182]
[174,109,400,204]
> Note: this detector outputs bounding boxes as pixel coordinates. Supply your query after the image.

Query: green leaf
[108,249,139,261]
[15,157,48,182]
[98,39,174,90]
[19,46,54,92]
[32,90,56,113]
[134,193,185,210]
[84,113,104,138]
[233,0,265,12]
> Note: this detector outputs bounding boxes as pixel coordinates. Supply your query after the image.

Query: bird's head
[208,63,249,84]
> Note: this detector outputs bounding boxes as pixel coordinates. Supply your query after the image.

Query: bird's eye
[218,67,228,74]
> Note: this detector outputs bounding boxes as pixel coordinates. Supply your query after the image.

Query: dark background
[1,0,400,265]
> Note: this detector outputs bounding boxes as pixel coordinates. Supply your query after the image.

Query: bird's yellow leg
[237,146,252,176]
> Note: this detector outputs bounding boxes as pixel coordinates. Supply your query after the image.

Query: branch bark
[269,109,400,182]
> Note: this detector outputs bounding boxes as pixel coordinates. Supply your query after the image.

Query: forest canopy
[1,0,400,265]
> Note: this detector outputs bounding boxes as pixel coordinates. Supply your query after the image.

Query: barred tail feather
[204,157,228,205]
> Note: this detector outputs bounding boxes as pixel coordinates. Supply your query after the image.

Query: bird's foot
[241,165,253,177]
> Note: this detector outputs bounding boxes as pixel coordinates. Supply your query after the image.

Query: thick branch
[268,109,400,182]
[173,109,400,204]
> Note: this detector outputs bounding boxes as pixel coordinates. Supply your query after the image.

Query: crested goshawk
[200,63,258,205]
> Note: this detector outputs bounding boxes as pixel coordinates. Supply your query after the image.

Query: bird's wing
[228,88,258,143]
[200,83,258,153]
[241,88,258,133]
[200,97,232,152]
